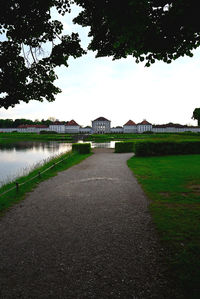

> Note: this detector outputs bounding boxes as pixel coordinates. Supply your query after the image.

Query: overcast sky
[0,5,200,127]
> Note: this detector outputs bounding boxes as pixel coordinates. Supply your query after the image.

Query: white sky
[0,5,200,127]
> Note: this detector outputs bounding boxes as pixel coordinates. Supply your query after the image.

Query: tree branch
[30,46,36,63]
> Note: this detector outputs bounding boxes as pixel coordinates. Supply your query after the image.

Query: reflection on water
[0,140,117,187]
[80,141,116,148]
[0,141,61,152]
[91,141,116,148]
[0,141,72,187]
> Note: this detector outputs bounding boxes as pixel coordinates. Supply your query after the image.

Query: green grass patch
[0,132,73,142]
[85,132,200,143]
[2,132,200,144]
[127,155,200,298]
[0,151,92,215]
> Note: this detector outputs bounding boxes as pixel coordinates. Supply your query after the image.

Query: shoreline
[0,151,92,216]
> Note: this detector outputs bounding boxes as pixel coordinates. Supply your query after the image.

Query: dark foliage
[40,130,57,134]
[0,0,85,108]
[192,108,200,126]
[115,142,135,153]
[1,1,200,108]
[74,0,200,65]
[0,118,54,128]
[72,143,91,154]
[135,141,200,156]
[142,131,154,134]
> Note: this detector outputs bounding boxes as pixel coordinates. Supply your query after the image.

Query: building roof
[124,120,136,126]
[18,124,48,128]
[153,123,187,128]
[137,120,152,125]
[66,120,79,126]
[93,117,109,122]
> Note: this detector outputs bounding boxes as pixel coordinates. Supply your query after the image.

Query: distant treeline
[0,119,54,128]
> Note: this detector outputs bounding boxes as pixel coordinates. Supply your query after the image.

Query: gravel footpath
[0,149,177,298]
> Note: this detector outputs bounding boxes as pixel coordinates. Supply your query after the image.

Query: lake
[0,141,116,187]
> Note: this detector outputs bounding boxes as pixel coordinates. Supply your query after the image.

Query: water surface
[0,141,71,186]
[0,140,117,187]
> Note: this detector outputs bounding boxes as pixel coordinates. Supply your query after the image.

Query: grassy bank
[0,132,73,142]
[0,151,92,215]
[1,132,200,144]
[128,155,200,298]
[85,133,200,142]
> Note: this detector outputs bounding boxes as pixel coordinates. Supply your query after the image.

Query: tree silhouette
[192,108,200,126]
[1,1,200,109]
[0,0,85,109]
[74,0,199,65]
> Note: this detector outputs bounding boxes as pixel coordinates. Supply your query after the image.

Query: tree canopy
[1,0,200,109]
[74,0,200,64]
[192,108,200,126]
[0,117,59,128]
[0,0,85,109]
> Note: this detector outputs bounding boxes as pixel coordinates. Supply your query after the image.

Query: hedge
[40,130,57,134]
[115,142,135,153]
[72,143,91,154]
[135,141,200,156]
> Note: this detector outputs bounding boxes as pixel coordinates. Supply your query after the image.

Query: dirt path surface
[0,149,175,298]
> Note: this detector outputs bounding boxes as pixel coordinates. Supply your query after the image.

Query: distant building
[92,117,111,134]
[137,120,152,133]
[65,120,80,133]
[110,126,123,133]
[80,126,92,134]
[18,125,49,133]
[1,117,200,134]
[123,120,137,133]
[152,123,200,133]
[49,120,80,133]
[91,117,152,134]
[49,122,66,133]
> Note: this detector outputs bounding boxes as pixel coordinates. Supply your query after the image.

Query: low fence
[0,153,72,198]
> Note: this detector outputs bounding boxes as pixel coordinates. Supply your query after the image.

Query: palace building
[92,117,111,134]
[0,117,200,134]
[92,117,153,134]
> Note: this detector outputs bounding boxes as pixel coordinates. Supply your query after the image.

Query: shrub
[115,142,135,153]
[72,143,91,154]
[142,131,153,134]
[40,130,57,134]
[135,141,200,156]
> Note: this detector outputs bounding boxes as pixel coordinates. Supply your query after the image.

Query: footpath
[0,149,175,298]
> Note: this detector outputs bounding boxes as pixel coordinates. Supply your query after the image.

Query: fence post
[15,182,19,191]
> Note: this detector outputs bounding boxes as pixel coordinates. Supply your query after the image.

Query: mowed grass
[127,155,200,298]
[0,132,73,142]
[86,132,200,143]
[1,132,200,144]
[0,151,92,215]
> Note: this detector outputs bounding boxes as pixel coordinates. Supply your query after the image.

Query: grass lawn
[128,155,200,298]
[85,132,200,143]
[0,132,73,142]
[1,132,200,144]
[0,151,92,215]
